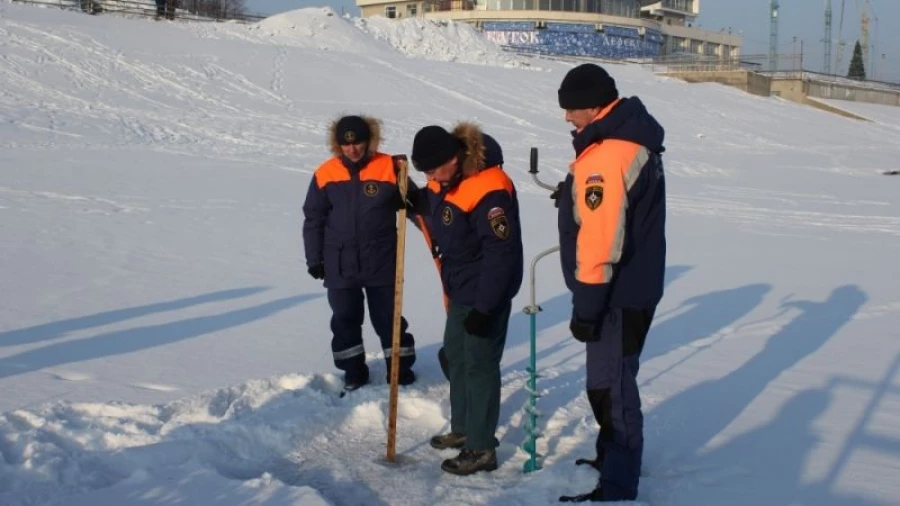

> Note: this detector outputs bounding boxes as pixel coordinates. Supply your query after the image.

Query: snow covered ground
[814,98,900,138]
[2,3,900,505]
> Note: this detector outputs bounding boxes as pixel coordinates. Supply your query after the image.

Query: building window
[663,0,693,12]
[690,39,702,54]
[407,3,417,16]
[598,0,636,16]
[385,5,397,18]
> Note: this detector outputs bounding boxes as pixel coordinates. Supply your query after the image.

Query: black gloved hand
[307,263,325,280]
[464,309,492,338]
[393,191,407,210]
[395,189,419,211]
[569,316,601,343]
[549,181,564,208]
[404,184,425,215]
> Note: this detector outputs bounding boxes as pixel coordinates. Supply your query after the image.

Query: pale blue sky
[246,0,899,81]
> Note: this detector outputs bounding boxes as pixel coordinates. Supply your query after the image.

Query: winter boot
[574,444,604,472]
[386,368,416,386]
[399,369,416,386]
[430,432,467,450]
[558,485,605,502]
[342,366,370,393]
[440,449,498,476]
[560,477,636,503]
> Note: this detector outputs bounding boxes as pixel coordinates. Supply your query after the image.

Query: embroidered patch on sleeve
[488,208,510,240]
[585,185,603,211]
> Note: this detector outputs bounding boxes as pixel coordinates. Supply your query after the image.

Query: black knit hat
[334,115,371,145]
[558,63,619,110]
[411,125,461,172]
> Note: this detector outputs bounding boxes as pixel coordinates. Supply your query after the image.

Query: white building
[356,0,740,60]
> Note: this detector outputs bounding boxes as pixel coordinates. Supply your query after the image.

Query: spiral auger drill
[521,147,560,473]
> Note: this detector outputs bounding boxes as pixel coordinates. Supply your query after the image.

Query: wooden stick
[386,155,409,462]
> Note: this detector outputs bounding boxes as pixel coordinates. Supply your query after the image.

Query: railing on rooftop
[11,0,267,23]
[648,53,900,92]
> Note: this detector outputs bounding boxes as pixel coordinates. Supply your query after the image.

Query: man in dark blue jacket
[407,123,523,476]
[302,115,416,392]
[555,64,666,503]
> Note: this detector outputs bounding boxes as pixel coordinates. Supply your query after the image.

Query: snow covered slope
[2,3,899,505]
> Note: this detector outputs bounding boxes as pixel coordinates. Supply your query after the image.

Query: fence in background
[11,0,267,23]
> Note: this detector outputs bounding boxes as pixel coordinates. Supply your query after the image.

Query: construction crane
[860,0,870,72]
[835,0,846,75]
[862,0,878,80]
[769,0,780,71]
[823,0,832,74]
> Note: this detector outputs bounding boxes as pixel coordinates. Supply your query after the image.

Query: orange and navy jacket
[557,97,666,323]
[302,117,410,288]
[302,152,405,288]
[409,126,523,314]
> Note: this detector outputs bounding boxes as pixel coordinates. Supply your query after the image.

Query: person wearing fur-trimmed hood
[302,115,417,392]
[406,122,524,476]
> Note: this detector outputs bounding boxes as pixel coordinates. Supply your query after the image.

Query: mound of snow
[210,7,532,67]
[245,7,386,53]
[0,373,363,506]
[354,16,531,68]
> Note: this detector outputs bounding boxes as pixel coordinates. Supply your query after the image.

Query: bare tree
[179,0,245,19]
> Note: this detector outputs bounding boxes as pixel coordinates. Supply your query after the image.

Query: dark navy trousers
[327,285,415,383]
[586,307,655,501]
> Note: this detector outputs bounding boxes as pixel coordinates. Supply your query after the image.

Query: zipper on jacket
[350,167,360,242]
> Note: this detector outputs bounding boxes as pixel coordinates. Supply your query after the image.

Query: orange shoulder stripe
[314,158,350,188]
[359,153,398,184]
[444,166,514,212]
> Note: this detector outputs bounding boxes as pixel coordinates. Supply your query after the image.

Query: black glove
[464,309,492,338]
[393,191,407,210]
[307,263,325,280]
[405,184,425,214]
[396,189,421,211]
[549,181,564,208]
[569,316,601,343]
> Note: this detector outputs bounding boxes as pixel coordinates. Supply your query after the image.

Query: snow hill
[2,3,900,505]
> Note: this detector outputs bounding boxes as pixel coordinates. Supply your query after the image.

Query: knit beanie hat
[558,63,619,110]
[411,125,461,172]
[334,115,371,145]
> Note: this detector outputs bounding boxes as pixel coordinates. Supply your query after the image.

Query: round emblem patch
[363,182,378,197]
[441,206,453,225]
[343,130,356,144]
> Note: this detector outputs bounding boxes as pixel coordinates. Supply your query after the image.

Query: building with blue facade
[357,0,741,60]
